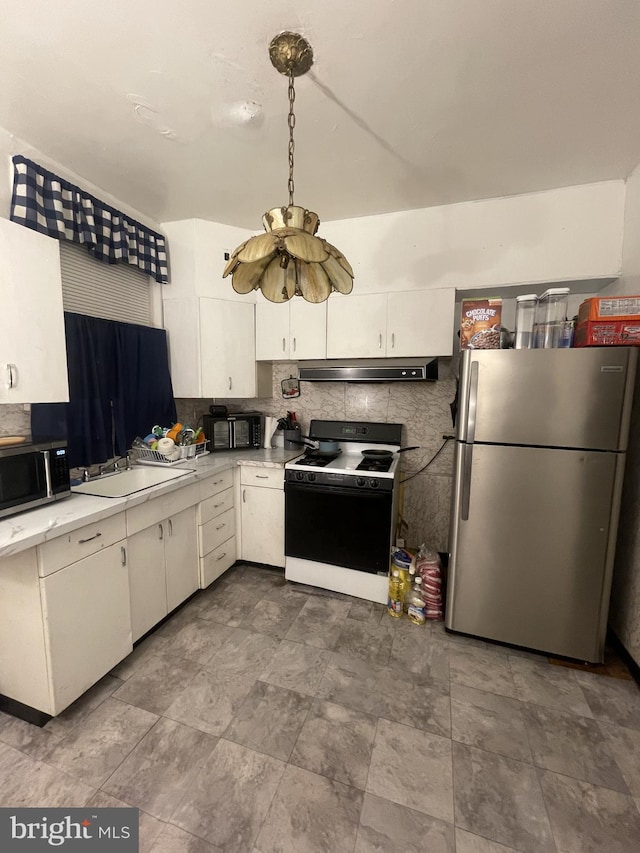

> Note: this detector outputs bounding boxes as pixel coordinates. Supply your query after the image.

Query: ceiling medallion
[223,32,354,304]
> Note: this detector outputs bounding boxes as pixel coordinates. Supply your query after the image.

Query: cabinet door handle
[168,519,173,536]
[242,489,246,503]
[293,337,297,352]
[391,332,395,349]
[158,523,164,540]
[282,337,286,351]
[378,333,382,349]
[216,523,225,530]
[228,376,232,390]
[121,546,127,567]
[78,532,102,544]
[216,551,226,561]
[6,363,17,389]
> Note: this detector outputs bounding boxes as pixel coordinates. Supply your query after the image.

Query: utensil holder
[283,428,301,449]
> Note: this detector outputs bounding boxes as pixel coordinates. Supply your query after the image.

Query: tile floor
[1,563,640,852]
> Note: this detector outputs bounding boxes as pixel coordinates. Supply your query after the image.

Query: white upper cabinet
[327,289,454,358]
[0,218,69,403]
[327,294,388,358]
[256,299,327,360]
[200,298,257,397]
[385,289,455,357]
[161,219,269,398]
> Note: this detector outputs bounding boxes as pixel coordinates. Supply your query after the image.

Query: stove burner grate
[294,450,341,467]
[356,457,393,473]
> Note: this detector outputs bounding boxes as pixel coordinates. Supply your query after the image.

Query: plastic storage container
[514,294,538,350]
[533,287,570,348]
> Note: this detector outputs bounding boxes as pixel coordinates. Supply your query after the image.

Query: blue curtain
[32,313,177,468]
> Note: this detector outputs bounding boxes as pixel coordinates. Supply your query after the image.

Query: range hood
[298,358,439,383]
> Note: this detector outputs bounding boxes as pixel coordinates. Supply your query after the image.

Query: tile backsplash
[0,404,31,438]
[176,358,458,550]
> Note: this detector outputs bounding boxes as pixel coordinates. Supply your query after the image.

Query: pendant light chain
[287,69,296,207]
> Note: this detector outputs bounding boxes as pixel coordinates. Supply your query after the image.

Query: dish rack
[130,442,209,467]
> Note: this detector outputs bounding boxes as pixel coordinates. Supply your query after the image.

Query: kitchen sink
[71,466,195,498]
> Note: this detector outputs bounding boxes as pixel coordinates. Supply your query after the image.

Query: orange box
[574,319,640,347]
[578,296,640,323]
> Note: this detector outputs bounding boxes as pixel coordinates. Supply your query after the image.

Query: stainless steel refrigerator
[446,347,638,662]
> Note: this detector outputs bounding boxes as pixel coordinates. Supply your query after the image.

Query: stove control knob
[356,477,366,487]
[369,478,380,489]
[308,473,316,482]
[296,471,305,481]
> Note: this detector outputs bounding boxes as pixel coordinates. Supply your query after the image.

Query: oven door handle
[285,481,391,499]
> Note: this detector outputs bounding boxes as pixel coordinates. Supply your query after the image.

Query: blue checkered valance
[10,155,169,284]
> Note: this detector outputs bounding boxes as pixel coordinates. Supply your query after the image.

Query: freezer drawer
[457,348,637,451]
[446,442,625,661]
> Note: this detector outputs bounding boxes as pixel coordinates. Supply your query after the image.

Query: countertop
[0,448,302,558]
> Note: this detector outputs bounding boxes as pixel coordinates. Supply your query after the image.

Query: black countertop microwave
[0,440,71,519]
[202,412,263,452]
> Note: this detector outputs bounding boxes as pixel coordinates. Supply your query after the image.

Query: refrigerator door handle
[466,360,479,445]
[461,443,473,521]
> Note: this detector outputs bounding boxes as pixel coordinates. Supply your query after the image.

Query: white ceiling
[1,0,640,228]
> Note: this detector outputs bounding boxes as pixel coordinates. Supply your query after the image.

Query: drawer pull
[78,532,102,544]
[214,501,224,508]
[121,546,127,567]
[216,551,226,561]
[216,523,225,530]
[256,475,268,479]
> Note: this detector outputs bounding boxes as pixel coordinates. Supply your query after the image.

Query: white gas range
[284,419,405,603]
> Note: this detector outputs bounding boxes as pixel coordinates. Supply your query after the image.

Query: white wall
[0,125,161,231]
[320,182,625,294]
[162,219,254,301]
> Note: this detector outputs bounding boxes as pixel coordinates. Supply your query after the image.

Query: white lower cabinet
[239,467,285,567]
[128,506,198,641]
[126,490,200,642]
[42,542,132,714]
[127,523,168,642]
[0,514,131,717]
[198,468,236,587]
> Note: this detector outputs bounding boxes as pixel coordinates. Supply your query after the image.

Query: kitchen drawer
[199,486,234,525]
[200,468,234,501]
[200,536,236,588]
[126,495,169,537]
[199,508,235,556]
[240,466,283,489]
[38,512,127,577]
[165,482,200,516]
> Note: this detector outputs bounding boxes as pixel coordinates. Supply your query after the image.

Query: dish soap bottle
[387,570,404,619]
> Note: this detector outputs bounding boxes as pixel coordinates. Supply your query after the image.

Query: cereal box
[460,298,503,350]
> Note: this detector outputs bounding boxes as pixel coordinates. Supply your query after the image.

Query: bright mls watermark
[0,809,139,851]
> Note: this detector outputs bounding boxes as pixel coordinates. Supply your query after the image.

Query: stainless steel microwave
[202,412,263,452]
[0,440,71,519]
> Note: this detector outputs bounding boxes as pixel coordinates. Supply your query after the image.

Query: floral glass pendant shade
[223,32,354,304]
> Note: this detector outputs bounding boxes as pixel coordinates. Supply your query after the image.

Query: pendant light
[223,32,354,304]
